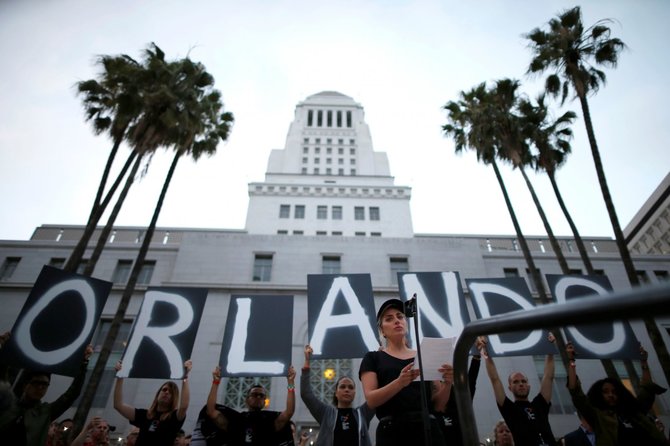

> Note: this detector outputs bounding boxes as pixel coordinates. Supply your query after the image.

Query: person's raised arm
[300,345,327,421]
[113,360,135,422]
[360,362,420,409]
[50,344,93,419]
[176,359,192,421]
[207,366,228,431]
[481,338,506,406]
[540,332,556,403]
[565,342,577,390]
[639,345,652,385]
[275,366,296,431]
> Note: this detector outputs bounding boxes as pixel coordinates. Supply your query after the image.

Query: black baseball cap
[376,298,405,321]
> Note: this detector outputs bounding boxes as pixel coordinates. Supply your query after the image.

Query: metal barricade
[452,282,670,445]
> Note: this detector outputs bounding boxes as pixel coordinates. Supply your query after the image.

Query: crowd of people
[1,297,670,445]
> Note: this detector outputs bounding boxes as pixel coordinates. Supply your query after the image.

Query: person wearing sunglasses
[206,364,296,445]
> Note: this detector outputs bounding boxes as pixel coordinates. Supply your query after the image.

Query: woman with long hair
[565,342,668,445]
[113,359,192,446]
[301,344,374,446]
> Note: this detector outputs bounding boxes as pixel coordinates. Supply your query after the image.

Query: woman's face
[495,423,513,446]
[379,308,406,339]
[335,378,356,407]
[601,382,618,407]
[157,384,173,405]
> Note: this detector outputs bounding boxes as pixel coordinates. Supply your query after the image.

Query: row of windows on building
[306,109,353,128]
[256,184,403,197]
[0,257,156,284]
[303,146,356,156]
[301,167,356,176]
[277,230,382,237]
[486,238,604,254]
[302,155,356,165]
[253,254,408,282]
[304,137,356,146]
[502,266,669,293]
[279,205,380,221]
[2,254,669,288]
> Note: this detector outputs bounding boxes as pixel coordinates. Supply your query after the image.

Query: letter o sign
[15,279,97,365]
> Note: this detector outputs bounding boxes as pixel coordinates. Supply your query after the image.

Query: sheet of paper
[413,336,456,381]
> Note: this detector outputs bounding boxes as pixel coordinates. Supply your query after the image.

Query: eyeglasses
[248,392,266,399]
[29,380,50,387]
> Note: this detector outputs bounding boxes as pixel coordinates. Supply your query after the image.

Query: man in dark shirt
[207,365,296,445]
[482,334,557,446]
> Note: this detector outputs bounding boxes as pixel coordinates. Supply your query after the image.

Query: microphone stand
[404,294,431,446]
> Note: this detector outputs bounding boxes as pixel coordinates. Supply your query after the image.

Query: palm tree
[527,94,595,274]
[72,44,235,430]
[526,6,670,386]
[65,55,145,273]
[489,79,571,275]
[444,82,578,369]
[525,6,634,282]
[443,83,552,304]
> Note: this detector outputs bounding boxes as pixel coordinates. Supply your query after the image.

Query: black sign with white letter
[466,277,555,356]
[546,274,639,359]
[0,265,112,376]
[119,287,208,379]
[307,274,378,359]
[398,271,471,347]
[220,295,294,377]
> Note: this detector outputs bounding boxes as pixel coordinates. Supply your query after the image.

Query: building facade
[1,92,669,443]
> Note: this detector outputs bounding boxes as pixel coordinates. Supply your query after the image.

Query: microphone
[404,293,417,317]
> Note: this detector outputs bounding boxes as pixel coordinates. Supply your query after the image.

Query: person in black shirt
[207,365,296,445]
[482,333,557,446]
[113,359,192,446]
[359,298,452,446]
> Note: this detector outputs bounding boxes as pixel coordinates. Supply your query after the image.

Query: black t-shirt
[334,408,358,446]
[193,405,235,446]
[132,408,184,446]
[226,410,283,446]
[358,350,432,419]
[499,395,556,446]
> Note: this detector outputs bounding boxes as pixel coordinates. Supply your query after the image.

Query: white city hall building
[1,91,669,443]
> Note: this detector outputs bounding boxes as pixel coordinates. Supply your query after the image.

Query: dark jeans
[376,413,446,446]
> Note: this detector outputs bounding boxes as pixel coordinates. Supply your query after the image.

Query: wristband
[287,383,295,390]
[213,379,221,385]
[288,387,295,393]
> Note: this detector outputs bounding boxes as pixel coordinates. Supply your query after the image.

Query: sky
[0,0,668,241]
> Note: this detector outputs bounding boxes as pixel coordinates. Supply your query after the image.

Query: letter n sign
[0,265,112,376]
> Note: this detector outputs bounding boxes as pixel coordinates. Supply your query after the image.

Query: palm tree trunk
[82,154,143,276]
[491,161,571,368]
[578,93,670,387]
[64,150,139,272]
[577,94,637,284]
[545,172,621,379]
[85,130,127,226]
[518,166,570,274]
[547,171,595,274]
[73,151,182,433]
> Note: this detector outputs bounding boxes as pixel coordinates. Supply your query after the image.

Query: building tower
[245,91,413,238]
